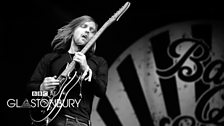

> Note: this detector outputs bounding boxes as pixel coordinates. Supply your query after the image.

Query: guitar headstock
[110,1,131,22]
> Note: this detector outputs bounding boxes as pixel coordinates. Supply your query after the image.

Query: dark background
[2,0,224,126]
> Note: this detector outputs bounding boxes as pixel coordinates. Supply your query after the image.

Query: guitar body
[30,71,81,126]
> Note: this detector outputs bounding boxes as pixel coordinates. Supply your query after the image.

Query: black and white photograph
[3,0,224,126]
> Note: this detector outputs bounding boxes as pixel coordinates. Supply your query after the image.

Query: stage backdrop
[91,20,224,126]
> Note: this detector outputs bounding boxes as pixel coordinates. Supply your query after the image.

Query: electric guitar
[30,1,131,126]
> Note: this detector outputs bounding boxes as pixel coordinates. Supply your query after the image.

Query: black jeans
[48,115,89,126]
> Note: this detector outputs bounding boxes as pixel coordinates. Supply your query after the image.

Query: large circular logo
[92,20,224,126]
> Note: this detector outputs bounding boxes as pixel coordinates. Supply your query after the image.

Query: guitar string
[68,52,83,99]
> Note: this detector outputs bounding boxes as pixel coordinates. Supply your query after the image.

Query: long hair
[51,15,98,53]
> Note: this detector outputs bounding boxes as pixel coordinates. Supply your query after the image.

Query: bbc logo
[32,91,48,96]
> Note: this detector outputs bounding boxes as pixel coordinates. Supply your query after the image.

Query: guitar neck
[81,19,113,54]
[60,1,130,77]
[81,1,131,54]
